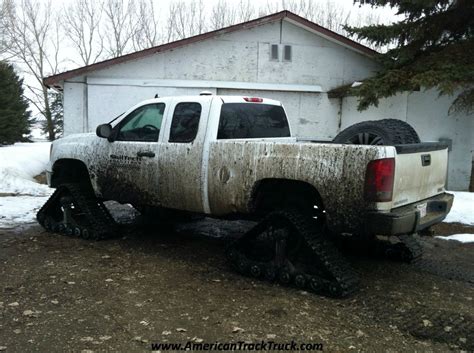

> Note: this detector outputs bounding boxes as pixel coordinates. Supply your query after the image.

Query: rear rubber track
[375,234,423,263]
[226,210,359,298]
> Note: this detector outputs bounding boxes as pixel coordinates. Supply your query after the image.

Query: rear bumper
[364,193,454,236]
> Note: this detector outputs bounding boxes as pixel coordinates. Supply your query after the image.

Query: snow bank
[0,195,51,228]
[443,191,474,226]
[436,234,474,243]
[0,142,52,196]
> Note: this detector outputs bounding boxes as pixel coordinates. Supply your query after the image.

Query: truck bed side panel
[207,141,389,233]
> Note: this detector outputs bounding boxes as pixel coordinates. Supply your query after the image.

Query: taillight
[364,158,395,202]
[243,97,263,103]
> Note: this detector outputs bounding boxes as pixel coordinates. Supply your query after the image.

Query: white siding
[63,81,87,135]
[406,91,473,191]
[340,93,409,129]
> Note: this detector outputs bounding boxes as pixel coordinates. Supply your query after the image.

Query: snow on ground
[0,195,51,228]
[1,142,53,228]
[443,191,474,226]
[0,142,52,196]
[435,234,474,243]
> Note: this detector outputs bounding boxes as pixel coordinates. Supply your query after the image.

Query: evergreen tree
[42,92,63,138]
[0,61,32,145]
[345,0,474,113]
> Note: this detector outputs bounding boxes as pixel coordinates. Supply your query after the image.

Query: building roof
[44,10,376,88]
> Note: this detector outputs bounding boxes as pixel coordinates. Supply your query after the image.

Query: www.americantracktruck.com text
[151,340,324,351]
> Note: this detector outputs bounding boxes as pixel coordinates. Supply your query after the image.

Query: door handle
[421,154,431,166]
[137,151,155,158]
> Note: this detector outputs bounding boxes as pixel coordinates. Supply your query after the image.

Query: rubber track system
[226,210,359,298]
[37,183,117,240]
[375,234,423,263]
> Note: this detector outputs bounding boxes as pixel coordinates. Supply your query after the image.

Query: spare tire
[333,119,420,145]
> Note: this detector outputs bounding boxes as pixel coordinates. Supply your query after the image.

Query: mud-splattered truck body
[47,95,453,236]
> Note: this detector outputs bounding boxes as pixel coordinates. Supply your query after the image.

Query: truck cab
[91,95,289,213]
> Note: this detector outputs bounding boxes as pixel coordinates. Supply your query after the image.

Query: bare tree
[166,0,206,41]
[209,0,237,30]
[1,0,62,141]
[236,0,257,22]
[102,0,139,57]
[0,0,6,54]
[259,0,381,44]
[131,0,162,51]
[62,0,104,66]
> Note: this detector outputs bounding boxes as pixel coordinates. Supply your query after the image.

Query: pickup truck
[37,94,453,297]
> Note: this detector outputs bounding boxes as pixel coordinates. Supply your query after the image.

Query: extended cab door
[97,101,168,207]
[157,96,212,213]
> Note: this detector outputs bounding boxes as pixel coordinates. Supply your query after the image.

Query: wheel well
[250,179,325,215]
[51,159,91,188]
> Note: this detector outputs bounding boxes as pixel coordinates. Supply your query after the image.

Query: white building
[44,11,473,190]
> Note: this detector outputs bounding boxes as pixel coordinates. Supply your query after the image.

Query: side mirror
[96,124,112,139]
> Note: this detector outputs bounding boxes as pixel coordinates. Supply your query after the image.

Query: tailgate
[392,143,448,208]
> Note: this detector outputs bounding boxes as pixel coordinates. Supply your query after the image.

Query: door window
[116,103,165,142]
[169,102,202,143]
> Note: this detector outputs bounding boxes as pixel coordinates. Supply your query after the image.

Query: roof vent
[200,91,213,96]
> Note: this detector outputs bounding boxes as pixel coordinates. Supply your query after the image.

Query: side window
[169,102,201,143]
[217,103,290,139]
[117,103,165,142]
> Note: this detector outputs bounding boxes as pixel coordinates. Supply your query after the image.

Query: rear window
[217,103,290,139]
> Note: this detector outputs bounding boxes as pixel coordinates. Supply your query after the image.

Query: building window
[283,45,292,61]
[270,44,279,61]
[169,102,201,143]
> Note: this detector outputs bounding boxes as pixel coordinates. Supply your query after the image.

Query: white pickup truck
[37,94,453,297]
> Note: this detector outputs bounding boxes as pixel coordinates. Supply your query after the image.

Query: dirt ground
[0,205,473,353]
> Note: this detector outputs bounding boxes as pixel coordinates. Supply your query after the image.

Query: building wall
[90,20,376,89]
[341,90,474,190]
[63,80,87,136]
